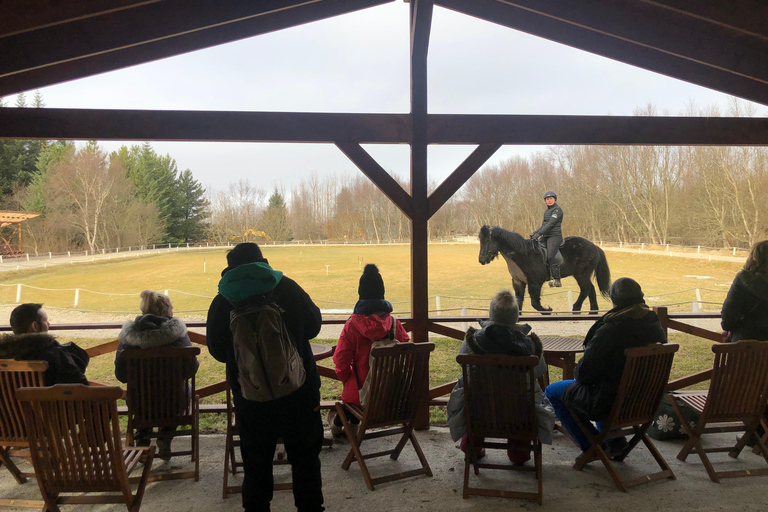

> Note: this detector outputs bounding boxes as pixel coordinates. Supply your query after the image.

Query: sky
[24,2,766,194]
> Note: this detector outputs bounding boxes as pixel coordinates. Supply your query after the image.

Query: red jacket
[333,313,410,405]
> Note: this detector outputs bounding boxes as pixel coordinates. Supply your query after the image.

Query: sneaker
[328,411,344,438]
[604,437,629,460]
[156,438,172,461]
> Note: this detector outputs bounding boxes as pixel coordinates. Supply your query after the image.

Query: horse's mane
[490,226,535,254]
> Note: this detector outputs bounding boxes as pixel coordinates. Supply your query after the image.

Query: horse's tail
[594,247,611,298]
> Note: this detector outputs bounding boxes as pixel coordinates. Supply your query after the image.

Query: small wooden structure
[669,340,768,483]
[570,343,679,492]
[0,211,40,257]
[458,353,543,503]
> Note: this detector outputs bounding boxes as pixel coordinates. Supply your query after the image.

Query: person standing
[207,243,324,512]
[0,303,89,385]
[530,190,564,287]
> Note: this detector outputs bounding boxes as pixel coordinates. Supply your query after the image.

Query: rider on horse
[530,190,564,287]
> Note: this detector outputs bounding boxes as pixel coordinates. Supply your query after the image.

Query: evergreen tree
[170,169,209,242]
[262,189,292,241]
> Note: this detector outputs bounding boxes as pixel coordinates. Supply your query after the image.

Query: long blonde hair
[139,290,173,317]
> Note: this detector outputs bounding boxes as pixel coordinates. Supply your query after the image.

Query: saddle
[535,240,564,267]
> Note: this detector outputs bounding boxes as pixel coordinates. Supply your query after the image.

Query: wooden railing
[0,307,725,411]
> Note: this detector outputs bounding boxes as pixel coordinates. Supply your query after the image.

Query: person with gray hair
[447,290,555,465]
[545,277,666,459]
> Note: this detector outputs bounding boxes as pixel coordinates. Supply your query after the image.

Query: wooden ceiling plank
[0,109,411,143]
[0,0,391,95]
[493,0,768,84]
[335,142,413,217]
[435,0,768,106]
[427,143,500,219]
[428,114,768,145]
[0,1,158,38]
[639,0,768,41]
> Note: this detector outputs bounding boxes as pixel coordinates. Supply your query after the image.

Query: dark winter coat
[114,314,199,383]
[562,303,667,420]
[534,203,563,239]
[447,322,555,443]
[0,332,89,385]
[721,269,768,342]
[207,272,322,405]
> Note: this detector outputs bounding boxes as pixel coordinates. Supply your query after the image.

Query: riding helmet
[543,190,557,200]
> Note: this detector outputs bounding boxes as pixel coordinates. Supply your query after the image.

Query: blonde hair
[744,240,768,278]
[139,290,173,317]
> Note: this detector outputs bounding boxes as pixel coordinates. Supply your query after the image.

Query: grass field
[0,244,742,316]
[1,244,740,428]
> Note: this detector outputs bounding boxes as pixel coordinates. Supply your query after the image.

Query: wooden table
[311,343,333,362]
[540,336,584,384]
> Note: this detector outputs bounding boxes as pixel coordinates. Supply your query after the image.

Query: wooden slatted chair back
[123,346,200,429]
[363,343,434,428]
[457,354,539,440]
[16,385,128,492]
[0,359,47,447]
[607,343,679,429]
[704,340,768,422]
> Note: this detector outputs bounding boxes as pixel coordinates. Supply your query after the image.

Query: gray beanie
[609,277,645,308]
[489,290,519,326]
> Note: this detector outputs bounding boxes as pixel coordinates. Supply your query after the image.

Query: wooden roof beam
[639,0,768,41]
[0,0,393,96]
[436,0,768,106]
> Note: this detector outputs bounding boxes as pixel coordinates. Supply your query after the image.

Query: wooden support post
[654,306,669,338]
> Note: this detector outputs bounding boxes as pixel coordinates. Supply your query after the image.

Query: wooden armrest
[429,380,457,399]
[666,369,713,392]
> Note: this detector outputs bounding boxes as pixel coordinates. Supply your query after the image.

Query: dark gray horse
[478,225,611,313]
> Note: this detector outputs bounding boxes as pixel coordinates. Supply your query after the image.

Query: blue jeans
[545,380,605,452]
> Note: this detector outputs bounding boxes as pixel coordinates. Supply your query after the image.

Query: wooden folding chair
[668,340,768,483]
[16,384,155,512]
[0,359,47,487]
[123,346,200,481]
[458,353,543,503]
[336,342,434,490]
[569,343,679,492]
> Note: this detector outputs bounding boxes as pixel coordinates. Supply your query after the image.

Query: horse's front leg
[528,282,552,313]
[512,278,527,311]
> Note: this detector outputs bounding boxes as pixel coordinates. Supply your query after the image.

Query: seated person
[545,277,666,459]
[721,240,768,342]
[115,290,199,459]
[447,290,555,465]
[0,303,89,385]
[331,264,410,437]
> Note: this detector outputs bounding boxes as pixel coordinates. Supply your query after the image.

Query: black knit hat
[609,277,645,308]
[222,243,266,276]
[358,264,385,300]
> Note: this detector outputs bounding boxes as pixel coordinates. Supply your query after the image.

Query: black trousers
[544,235,563,266]
[234,387,325,512]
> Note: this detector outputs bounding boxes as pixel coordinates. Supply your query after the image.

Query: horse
[478,225,611,314]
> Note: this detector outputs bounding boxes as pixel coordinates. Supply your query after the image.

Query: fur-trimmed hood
[734,270,768,301]
[0,332,59,359]
[118,315,188,349]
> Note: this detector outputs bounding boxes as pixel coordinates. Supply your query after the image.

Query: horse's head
[478,225,499,264]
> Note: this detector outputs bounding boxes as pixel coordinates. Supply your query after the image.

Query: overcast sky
[28,2,765,194]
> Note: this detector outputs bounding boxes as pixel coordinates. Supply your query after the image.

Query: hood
[603,303,652,323]
[118,315,188,348]
[349,313,394,340]
[468,323,534,357]
[353,299,393,316]
[218,261,283,303]
[735,270,768,301]
[0,332,58,359]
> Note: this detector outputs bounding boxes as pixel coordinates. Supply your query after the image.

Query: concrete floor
[2,427,767,511]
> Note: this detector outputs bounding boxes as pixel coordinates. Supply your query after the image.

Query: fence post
[666,244,669,251]
[164,289,169,297]
[49,252,52,259]
[85,250,88,256]
[600,241,602,247]
[74,288,80,307]
[435,296,442,316]
[567,290,573,310]
[733,247,736,256]
[26,253,29,261]
[697,246,701,253]
[619,241,623,249]
[461,307,469,332]
[0,255,2,264]
[693,288,702,328]
[16,284,22,303]
[67,251,71,257]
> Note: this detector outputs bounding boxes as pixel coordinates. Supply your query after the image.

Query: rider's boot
[549,265,562,287]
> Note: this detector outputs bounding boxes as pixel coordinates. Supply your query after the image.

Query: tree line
[3,95,767,252]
